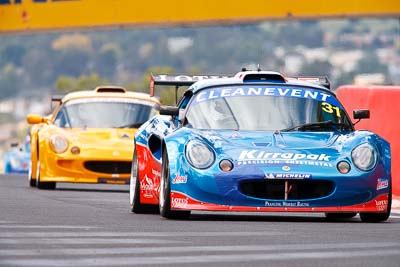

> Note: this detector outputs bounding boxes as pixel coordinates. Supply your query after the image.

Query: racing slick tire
[324,213,357,220]
[360,185,392,223]
[130,151,158,214]
[159,150,190,219]
[36,157,56,190]
[28,166,36,187]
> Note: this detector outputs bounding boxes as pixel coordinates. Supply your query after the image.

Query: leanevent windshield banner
[1,0,399,34]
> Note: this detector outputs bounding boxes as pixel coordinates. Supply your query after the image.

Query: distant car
[130,69,392,222]
[3,135,31,174]
[27,86,160,189]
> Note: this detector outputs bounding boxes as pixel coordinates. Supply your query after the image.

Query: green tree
[55,73,109,93]
[97,43,121,79]
[0,64,21,98]
[299,60,333,76]
[53,49,91,77]
[333,71,357,89]
[0,44,26,67]
[355,51,388,74]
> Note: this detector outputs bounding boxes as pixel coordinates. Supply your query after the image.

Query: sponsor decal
[1,0,80,5]
[377,178,389,190]
[146,119,171,136]
[140,181,153,191]
[264,173,312,179]
[265,201,310,207]
[239,159,333,167]
[200,131,223,148]
[253,142,271,147]
[172,175,188,184]
[193,86,337,105]
[140,174,154,191]
[136,133,147,141]
[121,133,130,139]
[239,150,331,161]
[237,150,333,167]
[154,74,229,83]
[98,178,128,184]
[282,165,291,171]
[230,131,243,138]
[151,169,161,178]
[171,197,189,208]
[375,199,388,211]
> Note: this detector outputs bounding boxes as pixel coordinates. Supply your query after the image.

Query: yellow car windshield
[54,98,155,128]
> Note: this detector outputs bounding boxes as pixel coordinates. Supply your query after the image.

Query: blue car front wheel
[360,183,392,223]
[159,150,190,220]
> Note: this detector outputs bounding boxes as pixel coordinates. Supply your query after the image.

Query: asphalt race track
[1,174,400,267]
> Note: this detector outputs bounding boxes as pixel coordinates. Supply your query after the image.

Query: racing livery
[27,86,160,189]
[130,70,392,222]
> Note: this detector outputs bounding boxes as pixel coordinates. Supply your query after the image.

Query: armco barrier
[336,85,400,196]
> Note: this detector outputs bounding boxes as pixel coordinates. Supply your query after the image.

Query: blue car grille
[239,180,334,200]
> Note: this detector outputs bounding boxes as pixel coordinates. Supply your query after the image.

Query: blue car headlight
[351,143,377,171]
[185,140,215,169]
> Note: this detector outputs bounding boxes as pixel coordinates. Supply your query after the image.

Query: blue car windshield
[185,85,352,131]
[54,98,157,128]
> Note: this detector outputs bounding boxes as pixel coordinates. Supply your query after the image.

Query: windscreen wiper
[280,121,353,132]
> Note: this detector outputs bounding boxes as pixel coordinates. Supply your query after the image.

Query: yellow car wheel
[36,156,56,190]
[28,166,36,187]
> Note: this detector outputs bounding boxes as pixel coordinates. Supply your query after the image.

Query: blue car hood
[182,129,355,164]
[192,129,343,149]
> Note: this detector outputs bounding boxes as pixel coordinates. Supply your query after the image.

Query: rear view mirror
[26,114,48,124]
[10,142,19,148]
[353,109,370,120]
[160,106,179,116]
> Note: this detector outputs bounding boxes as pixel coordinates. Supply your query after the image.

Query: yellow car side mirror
[26,114,48,124]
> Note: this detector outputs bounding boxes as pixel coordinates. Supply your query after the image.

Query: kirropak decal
[238,150,333,167]
[193,86,339,106]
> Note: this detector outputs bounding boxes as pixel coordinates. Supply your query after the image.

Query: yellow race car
[26,86,160,189]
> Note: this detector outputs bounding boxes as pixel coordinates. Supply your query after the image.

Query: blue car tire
[130,150,158,214]
[159,150,190,219]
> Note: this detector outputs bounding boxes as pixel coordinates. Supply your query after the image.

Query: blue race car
[129,69,392,222]
[3,135,31,174]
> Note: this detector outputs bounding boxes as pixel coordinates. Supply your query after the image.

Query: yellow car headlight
[49,135,69,154]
